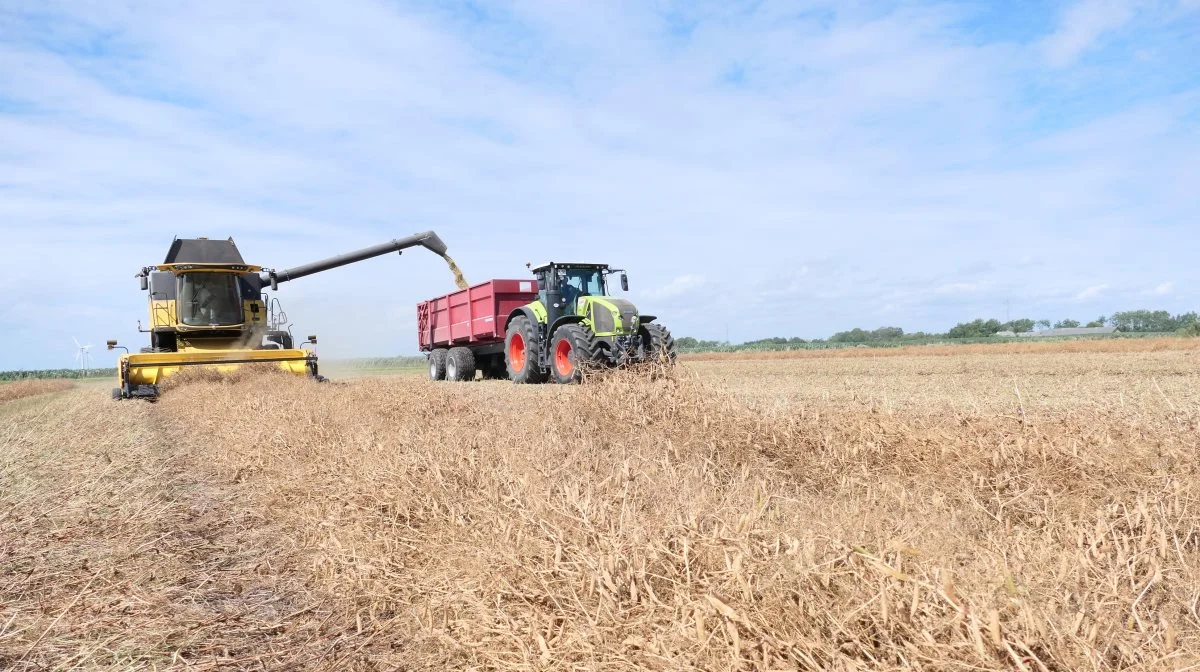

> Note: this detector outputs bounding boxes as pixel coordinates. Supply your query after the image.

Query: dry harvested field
[2,340,1198,671]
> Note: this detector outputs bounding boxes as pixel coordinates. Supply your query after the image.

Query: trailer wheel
[446,347,476,382]
[505,316,547,384]
[428,349,448,381]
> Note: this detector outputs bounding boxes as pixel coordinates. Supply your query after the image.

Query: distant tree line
[0,368,118,382]
[675,308,1199,352]
[947,310,1198,338]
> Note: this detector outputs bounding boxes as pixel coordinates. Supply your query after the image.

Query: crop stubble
[1,341,1197,670]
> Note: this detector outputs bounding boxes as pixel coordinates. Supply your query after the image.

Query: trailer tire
[446,347,476,382]
[639,323,677,365]
[428,349,448,381]
[506,316,547,384]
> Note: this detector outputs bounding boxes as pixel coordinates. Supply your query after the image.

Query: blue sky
[0,0,1197,369]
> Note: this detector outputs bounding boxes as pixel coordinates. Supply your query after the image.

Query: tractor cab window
[559,268,604,314]
[178,273,244,326]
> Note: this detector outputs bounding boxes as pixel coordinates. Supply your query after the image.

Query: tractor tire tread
[641,323,677,364]
[550,323,600,384]
[506,316,547,384]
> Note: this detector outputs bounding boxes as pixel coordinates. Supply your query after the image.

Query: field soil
[2,341,1198,670]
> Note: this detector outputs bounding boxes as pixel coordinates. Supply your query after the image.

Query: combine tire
[446,347,476,382]
[111,387,123,400]
[505,316,547,384]
[550,324,598,384]
[428,349,448,381]
[639,323,677,364]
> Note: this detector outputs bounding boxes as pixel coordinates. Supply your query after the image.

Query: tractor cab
[529,262,628,316]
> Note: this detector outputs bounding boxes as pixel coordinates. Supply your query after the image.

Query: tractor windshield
[562,269,604,297]
[178,272,244,327]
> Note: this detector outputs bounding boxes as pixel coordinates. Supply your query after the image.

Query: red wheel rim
[510,333,526,370]
[555,337,573,376]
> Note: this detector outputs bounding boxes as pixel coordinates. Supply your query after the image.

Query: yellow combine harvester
[107,231,448,400]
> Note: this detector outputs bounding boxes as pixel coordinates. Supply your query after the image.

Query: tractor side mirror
[139,274,148,291]
[621,273,629,291]
[106,339,118,350]
[307,335,317,344]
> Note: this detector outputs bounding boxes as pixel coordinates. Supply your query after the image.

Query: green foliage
[829,326,905,343]
[1109,310,1198,333]
[0,368,117,382]
[676,337,732,351]
[999,319,1036,333]
[1054,319,1081,328]
[948,319,1003,338]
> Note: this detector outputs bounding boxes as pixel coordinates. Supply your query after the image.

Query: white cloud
[1144,281,1175,296]
[1042,0,1136,67]
[0,2,1198,365]
[1075,283,1110,300]
[644,274,706,300]
[933,281,993,295]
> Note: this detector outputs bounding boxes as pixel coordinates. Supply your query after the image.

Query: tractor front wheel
[505,316,547,384]
[550,324,598,384]
[639,323,677,365]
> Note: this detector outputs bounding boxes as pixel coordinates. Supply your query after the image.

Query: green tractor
[505,262,676,383]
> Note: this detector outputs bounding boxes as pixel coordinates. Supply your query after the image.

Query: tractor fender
[506,306,542,330]
[548,315,585,339]
[639,314,657,324]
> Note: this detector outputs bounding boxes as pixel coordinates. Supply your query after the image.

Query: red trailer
[417,279,538,381]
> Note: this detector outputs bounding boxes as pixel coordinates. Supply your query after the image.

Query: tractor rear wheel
[446,347,476,382]
[505,316,547,384]
[428,349,448,381]
[639,323,677,365]
[550,324,598,384]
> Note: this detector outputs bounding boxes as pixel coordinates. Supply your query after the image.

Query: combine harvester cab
[418,262,676,384]
[111,232,449,400]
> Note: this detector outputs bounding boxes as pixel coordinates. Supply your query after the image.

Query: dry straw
[1,343,1197,670]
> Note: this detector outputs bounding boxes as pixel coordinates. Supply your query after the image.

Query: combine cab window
[178,273,244,326]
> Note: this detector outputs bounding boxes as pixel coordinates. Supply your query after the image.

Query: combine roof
[164,237,245,265]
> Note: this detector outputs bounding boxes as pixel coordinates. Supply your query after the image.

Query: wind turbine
[73,337,93,376]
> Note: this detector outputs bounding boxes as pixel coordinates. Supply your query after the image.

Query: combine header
[109,231,449,400]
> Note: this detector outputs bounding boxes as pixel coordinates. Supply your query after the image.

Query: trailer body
[417,279,538,353]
